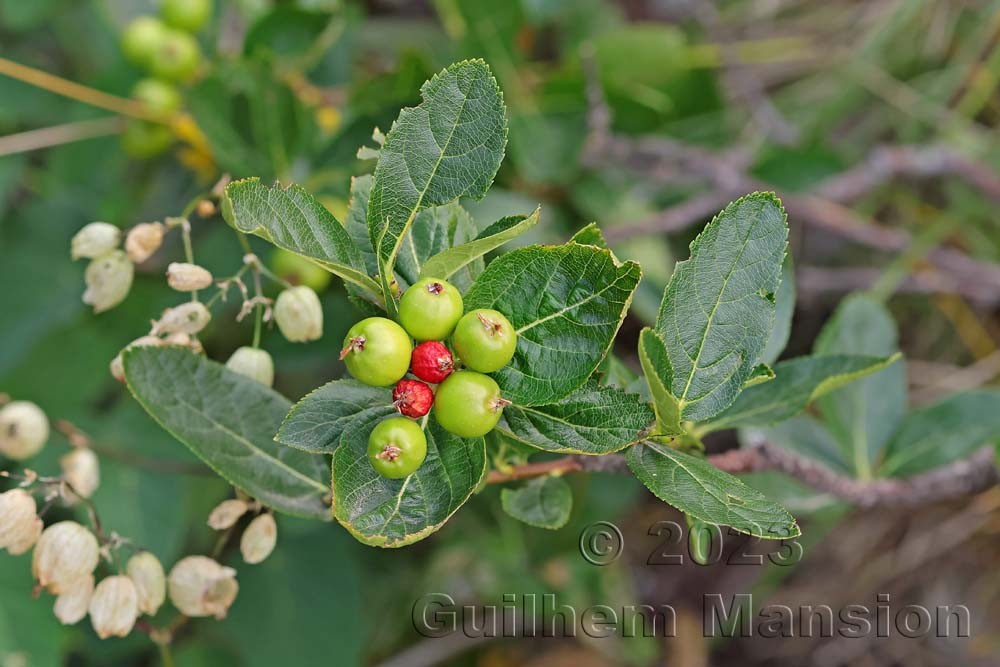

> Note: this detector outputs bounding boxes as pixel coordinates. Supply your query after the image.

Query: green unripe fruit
[397,278,463,341]
[271,249,332,292]
[367,417,426,479]
[341,317,412,387]
[149,29,201,82]
[451,309,517,373]
[122,16,168,68]
[161,0,212,32]
[433,371,508,438]
[132,78,182,115]
[121,120,174,158]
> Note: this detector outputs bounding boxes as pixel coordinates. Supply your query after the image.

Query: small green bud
[274,286,323,342]
[225,347,274,387]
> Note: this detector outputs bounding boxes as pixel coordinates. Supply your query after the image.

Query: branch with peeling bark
[487,442,998,509]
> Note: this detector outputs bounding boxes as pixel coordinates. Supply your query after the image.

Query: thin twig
[0,117,124,157]
[488,443,998,509]
[0,57,166,122]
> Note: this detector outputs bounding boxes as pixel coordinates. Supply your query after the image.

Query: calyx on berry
[392,379,434,418]
[397,277,464,341]
[410,341,454,384]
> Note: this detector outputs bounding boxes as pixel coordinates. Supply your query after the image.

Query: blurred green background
[3,1,1000,665]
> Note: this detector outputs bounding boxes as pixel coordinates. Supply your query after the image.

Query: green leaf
[498,381,654,454]
[332,414,487,547]
[221,177,382,300]
[464,243,641,405]
[419,208,540,282]
[500,476,573,529]
[762,256,796,365]
[654,192,788,422]
[741,416,850,474]
[367,59,508,307]
[881,390,1000,477]
[638,328,682,436]
[627,441,799,538]
[394,202,482,291]
[744,363,775,388]
[277,379,396,454]
[813,294,906,478]
[570,222,611,248]
[123,347,330,520]
[704,354,901,432]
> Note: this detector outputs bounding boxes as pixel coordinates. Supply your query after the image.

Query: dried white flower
[273,286,323,342]
[7,516,42,556]
[168,556,238,619]
[72,222,121,260]
[225,347,274,387]
[60,448,100,500]
[163,331,204,354]
[110,335,163,382]
[207,499,250,530]
[54,573,94,625]
[240,513,277,565]
[83,250,134,313]
[154,302,211,335]
[166,262,213,292]
[32,521,100,594]
[89,575,139,639]
[0,489,41,555]
[126,551,166,616]
[0,400,49,461]
[124,222,164,263]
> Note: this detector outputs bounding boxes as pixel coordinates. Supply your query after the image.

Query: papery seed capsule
[72,222,121,260]
[126,551,166,616]
[32,521,100,594]
[207,499,250,530]
[124,222,164,263]
[110,335,164,382]
[89,575,139,639]
[273,286,323,342]
[154,302,211,335]
[0,489,41,555]
[166,262,213,292]
[60,448,100,500]
[240,513,277,565]
[168,556,238,619]
[83,250,134,313]
[54,573,94,625]
[0,400,49,461]
[225,347,274,387]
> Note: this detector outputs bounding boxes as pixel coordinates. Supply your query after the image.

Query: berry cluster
[119,0,210,157]
[339,278,518,479]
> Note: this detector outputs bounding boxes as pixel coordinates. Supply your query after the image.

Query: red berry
[410,341,454,384]
[392,379,434,418]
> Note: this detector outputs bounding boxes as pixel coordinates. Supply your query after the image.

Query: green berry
[271,249,332,292]
[132,78,183,115]
[341,317,412,387]
[451,309,517,373]
[121,120,174,158]
[161,0,212,32]
[367,417,426,479]
[397,278,463,341]
[433,371,508,438]
[122,16,168,68]
[149,29,201,82]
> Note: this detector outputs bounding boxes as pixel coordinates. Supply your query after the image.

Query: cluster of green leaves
[123,58,955,549]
